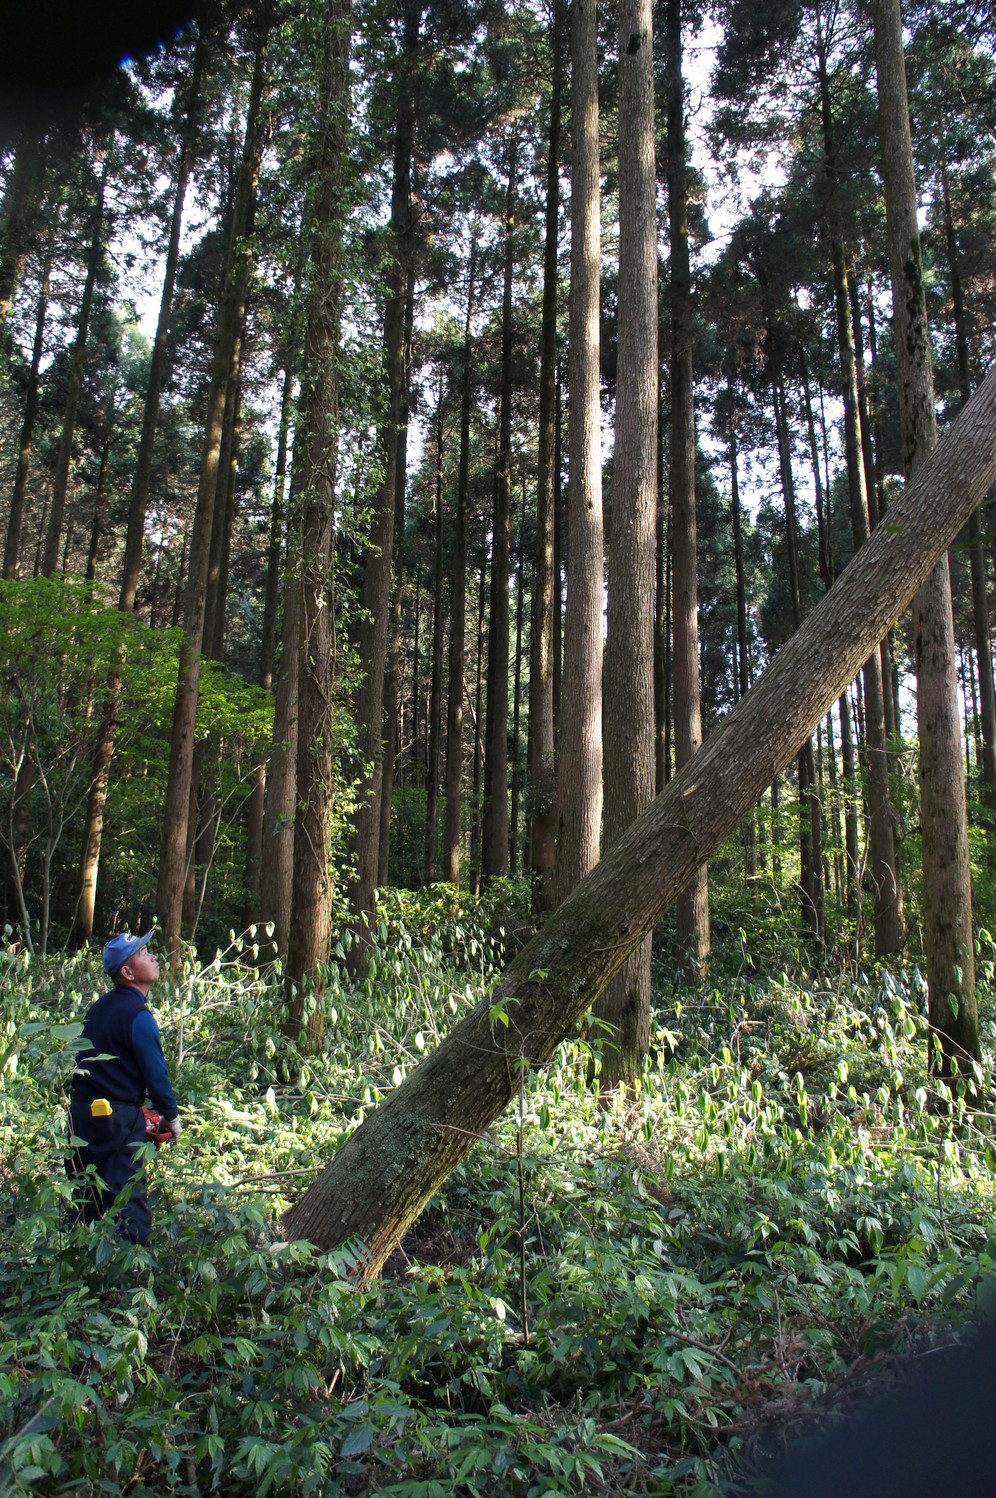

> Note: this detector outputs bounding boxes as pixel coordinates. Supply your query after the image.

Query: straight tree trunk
[442,233,478,885]
[281,366,996,1268]
[41,154,108,578]
[157,33,267,965]
[510,483,526,874]
[349,2,417,933]
[593,0,656,1089]
[726,377,757,884]
[259,513,302,961]
[666,0,709,971]
[4,220,56,579]
[556,0,604,901]
[527,0,562,915]
[424,378,445,884]
[870,0,978,1075]
[0,132,43,357]
[284,0,352,1041]
[942,167,996,802]
[469,514,488,897]
[481,128,518,885]
[816,9,903,956]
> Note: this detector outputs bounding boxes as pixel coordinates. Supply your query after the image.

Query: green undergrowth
[2,901,996,1496]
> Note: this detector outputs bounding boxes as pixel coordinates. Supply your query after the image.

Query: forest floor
[2,886,996,1495]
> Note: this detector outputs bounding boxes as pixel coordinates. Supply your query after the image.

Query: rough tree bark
[527,0,563,915]
[593,0,656,1090]
[666,0,709,972]
[870,0,978,1075]
[281,366,996,1269]
[284,0,352,1043]
[555,0,603,901]
[3,216,56,579]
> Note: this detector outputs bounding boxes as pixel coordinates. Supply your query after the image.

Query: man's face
[121,944,159,990]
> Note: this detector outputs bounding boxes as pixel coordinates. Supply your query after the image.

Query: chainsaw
[142,1107,175,1149]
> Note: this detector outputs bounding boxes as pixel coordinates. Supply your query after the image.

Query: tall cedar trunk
[654,384,668,792]
[0,132,42,357]
[157,35,266,966]
[379,265,416,888]
[481,129,518,885]
[349,4,416,933]
[556,0,603,901]
[244,357,297,927]
[4,220,56,578]
[593,0,656,1089]
[552,375,564,730]
[864,285,903,731]
[816,10,903,955]
[259,511,302,961]
[41,154,108,578]
[424,378,445,882]
[510,486,526,873]
[284,0,351,1043]
[527,0,562,914]
[442,234,478,884]
[942,168,996,801]
[870,0,978,1075]
[281,368,996,1268]
[727,375,756,883]
[84,440,110,580]
[666,0,709,971]
[849,269,897,742]
[469,515,488,896]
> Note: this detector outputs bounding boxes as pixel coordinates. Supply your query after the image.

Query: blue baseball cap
[103,930,155,976]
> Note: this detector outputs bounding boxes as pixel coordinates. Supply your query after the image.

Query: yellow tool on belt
[90,1098,112,1117]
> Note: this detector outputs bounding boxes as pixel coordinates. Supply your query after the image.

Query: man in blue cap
[68,931,181,1243]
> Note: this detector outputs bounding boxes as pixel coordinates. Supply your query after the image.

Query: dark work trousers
[67,1101,152,1244]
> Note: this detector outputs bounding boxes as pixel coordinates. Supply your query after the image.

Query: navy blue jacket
[71,983,178,1120]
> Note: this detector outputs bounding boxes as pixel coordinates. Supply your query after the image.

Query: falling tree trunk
[41,153,108,578]
[280,366,996,1268]
[593,0,656,1090]
[284,0,352,1043]
[556,0,604,901]
[816,8,903,956]
[4,219,56,579]
[527,0,562,916]
[942,166,996,806]
[871,0,978,1076]
[442,233,478,885]
[349,2,417,938]
[481,128,518,886]
[666,0,709,972]
[157,33,267,966]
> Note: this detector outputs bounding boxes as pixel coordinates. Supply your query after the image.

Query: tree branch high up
[282,365,996,1273]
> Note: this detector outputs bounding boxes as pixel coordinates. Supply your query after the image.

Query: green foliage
[3,914,996,1495]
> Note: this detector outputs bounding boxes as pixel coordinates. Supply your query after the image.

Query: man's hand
[168,1115,182,1141]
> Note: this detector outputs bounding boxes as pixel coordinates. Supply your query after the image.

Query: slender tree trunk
[284,0,352,1044]
[378,267,416,891]
[425,378,445,884]
[666,0,709,972]
[259,513,302,961]
[556,0,604,902]
[871,0,977,1075]
[816,9,903,956]
[4,222,56,579]
[726,378,757,884]
[942,167,996,802]
[510,481,527,874]
[157,33,267,966]
[482,128,518,885]
[527,0,562,914]
[442,233,478,885]
[84,440,110,581]
[281,366,996,1268]
[0,132,43,357]
[594,0,656,1089]
[349,2,417,933]
[42,154,108,578]
[469,514,488,897]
